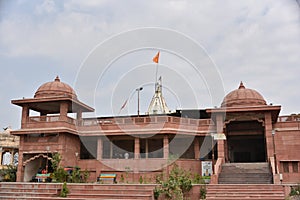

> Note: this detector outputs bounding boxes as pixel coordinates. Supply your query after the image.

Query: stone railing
[29,115,76,125]
[82,116,212,127]
[210,157,224,184]
[278,115,300,122]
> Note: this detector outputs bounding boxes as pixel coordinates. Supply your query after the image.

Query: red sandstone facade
[11,77,300,184]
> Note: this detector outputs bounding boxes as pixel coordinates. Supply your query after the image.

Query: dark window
[283,162,289,173]
[148,138,163,158]
[140,139,146,158]
[169,137,195,159]
[80,137,97,159]
[112,140,134,159]
[292,162,298,173]
[102,139,111,159]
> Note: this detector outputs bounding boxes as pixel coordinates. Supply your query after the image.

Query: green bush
[290,184,300,196]
[82,169,90,183]
[53,167,68,183]
[139,176,143,184]
[200,185,206,200]
[70,166,81,183]
[154,164,193,200]
[60,182,69,197]
[0,165,17,182]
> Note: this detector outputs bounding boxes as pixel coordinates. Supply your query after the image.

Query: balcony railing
[277,115,300,122]
[82,116,212,127]
[28,115,76,125]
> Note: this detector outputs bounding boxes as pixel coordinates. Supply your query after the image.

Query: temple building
[11,76,300,184]
[0,127,19,169]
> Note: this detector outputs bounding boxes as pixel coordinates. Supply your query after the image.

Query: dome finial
[55,76,60,82]
[239,81,245,89]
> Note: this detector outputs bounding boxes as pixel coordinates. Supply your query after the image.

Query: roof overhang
[11,96,94,114]
[11,127,78,136]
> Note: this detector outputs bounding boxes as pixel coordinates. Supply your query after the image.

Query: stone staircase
[67,184,155,199]
[218,162,273,184]
[206,184,285,200]
[0,183,61,199]
[0,182,155,199]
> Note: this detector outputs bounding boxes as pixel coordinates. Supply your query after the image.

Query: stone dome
[34,76,77,99]
[221,82,266,107]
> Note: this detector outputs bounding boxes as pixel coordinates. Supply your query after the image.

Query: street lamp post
[136,87,143,116]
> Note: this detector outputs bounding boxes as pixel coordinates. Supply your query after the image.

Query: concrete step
[0,182,156,199]
[69,188,153,195]
[67,193,153,199]
[0,187,58,193]
[206,184,285,200]
[219,162,273,184]
[0,191,57,197]
[0,196,85,200]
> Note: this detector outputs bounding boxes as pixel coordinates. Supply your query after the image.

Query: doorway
[226,121,266,163]
[228,135,266,162]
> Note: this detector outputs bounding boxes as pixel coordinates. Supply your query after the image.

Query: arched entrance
[226,120,266,163]
[23,153,53,182]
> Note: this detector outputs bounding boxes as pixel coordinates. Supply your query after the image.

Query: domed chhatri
[34,76,77,99]
[221,82,267,107]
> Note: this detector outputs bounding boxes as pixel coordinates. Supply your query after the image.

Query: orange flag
[152,51,160,63]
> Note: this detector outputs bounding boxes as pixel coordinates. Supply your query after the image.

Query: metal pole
[136,87,143,117]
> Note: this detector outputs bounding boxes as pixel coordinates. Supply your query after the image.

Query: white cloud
[35,0,57,15]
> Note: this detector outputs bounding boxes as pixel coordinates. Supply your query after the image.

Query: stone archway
[23,154,53,182]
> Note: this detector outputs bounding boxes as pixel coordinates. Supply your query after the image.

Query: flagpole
[153,51,160,91]
[155,62,159,84]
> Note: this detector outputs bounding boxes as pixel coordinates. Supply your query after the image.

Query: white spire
[147,76,170,115]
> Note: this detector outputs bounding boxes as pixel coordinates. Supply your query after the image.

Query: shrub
[82,169,90,183]
[154,164,193,200]
[0,165,17,182]
[200,185,206,200]
[290,184,300,196]
[53,167,68,183]
[60,182,69,197]
[139,176,143,184]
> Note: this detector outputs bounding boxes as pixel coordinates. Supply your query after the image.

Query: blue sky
[0,0,300,129]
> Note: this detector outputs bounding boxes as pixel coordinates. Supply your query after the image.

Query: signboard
[202,161,212,176]
[213,133,227,140]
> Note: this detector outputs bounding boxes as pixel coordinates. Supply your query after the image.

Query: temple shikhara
[11,76,300,185]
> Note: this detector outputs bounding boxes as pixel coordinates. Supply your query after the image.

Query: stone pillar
[134,137,140,159]
[10,150,14,165]
[265,112,274,160]
[59,102,68,121]
[16,152,24,182]
[194,138,200,160]
[145,139,149,159]
[216,114,225,159]
[21,105,29,128]
[0,150,2,166]
[163,135,169,159]
[77,110,82,126]
[97,138,102,160]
